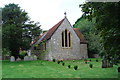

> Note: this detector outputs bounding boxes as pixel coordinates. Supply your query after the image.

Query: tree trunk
[118,67,120,72]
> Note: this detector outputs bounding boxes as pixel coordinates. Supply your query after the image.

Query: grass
[0,60,2,79]
[2,58,119,78]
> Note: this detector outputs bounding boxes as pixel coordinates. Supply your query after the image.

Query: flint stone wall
[43,18,88,60]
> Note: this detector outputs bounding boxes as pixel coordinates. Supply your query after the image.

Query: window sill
[62,47,72,49]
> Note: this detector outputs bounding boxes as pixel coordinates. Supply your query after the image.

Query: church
[30,16,88,60]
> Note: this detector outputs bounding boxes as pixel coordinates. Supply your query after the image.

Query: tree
[22,21,42,50]
[80,2,120,67]
[2,3,42,59]
[73,16,103,58]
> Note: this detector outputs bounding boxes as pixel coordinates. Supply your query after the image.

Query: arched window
[68,32,71,47]
[62,32,64,47]
[65,29,68,47]
[61,29,71,48]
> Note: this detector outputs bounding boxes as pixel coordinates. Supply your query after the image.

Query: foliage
[2,3,42,59]
[22,21,42,48]
[19,50,27,59]
[53,59,55,62]
[2,48,11,56]
[57,61,60,64]
[73,16,103,57]
[89,64,93,68]
[43,30,48,33]
[73,60,75,62]
[80,2,120,64]
[85,61,87,64]
[84,59,87,62]
[68,65,71,68]
[73,17,96,34]
[62,62,65,66]
[74,66,78,70]
[96,59,98,62]
[60,60,63,62]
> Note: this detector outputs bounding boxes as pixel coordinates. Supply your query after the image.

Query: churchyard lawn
[2,58,119,78]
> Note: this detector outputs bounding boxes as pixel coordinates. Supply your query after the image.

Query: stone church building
[30,16,88,60]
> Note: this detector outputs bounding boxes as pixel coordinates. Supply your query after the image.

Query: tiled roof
[41,18,64,41]
[30,32,47,45]
[73,28,87,44]
[32,18,87,45]
[31,18,64,45]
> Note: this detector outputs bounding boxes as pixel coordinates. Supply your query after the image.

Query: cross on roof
[64,12,66,16]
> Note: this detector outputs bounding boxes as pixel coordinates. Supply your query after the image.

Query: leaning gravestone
[24,56,29,61]
[16,57,21,61]
[10,56,15,62]
[33,55,37,60]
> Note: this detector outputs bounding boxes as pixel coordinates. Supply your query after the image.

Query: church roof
[73,28,87,44]
[32,17,87,45]
[41,18,64,41]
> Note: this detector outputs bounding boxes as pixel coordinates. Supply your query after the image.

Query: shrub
[53,59,55,62]
[68,65,71,68]
[89,59,92,61]
[19,50,27,56]
[84,59,87,62]
[62,62,65,66]
[85,61,87,64]
[60,59,63,62]
[73,60,75,62]
[60,60,63,62]
[2,48,11,56]
[96,59,98,62]
[57,61,60,64]
[89,64,93,68]
[19,50,27,59]
[74,66,78,70]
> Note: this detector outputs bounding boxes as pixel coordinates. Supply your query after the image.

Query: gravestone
[29,56,34,60]
[0,56,2,60]
[33,55,37,60]
[24,55,37,61]
[10,56,15,62]
[102,60,107,68]
[24,56,29,61]
[102,59,113,68]
[16,57,21,61]
[27,50,31,56]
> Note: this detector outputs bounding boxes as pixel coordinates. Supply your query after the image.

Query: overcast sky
[0,0,85,30]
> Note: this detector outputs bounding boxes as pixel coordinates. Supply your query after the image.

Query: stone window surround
[61,29,72,48]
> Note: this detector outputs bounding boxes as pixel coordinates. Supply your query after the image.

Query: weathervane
[64,12,67,17]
